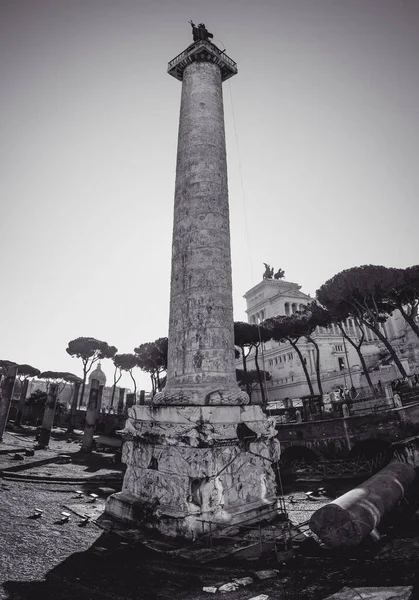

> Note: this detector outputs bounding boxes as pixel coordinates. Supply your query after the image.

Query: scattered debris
[254,570,279,580]
[31,508,43,518]
[89,493,98,503]
[202,587,217,594]
[13,454,24,461]
[323,586,413,600]
[74,490,84,498]
[79,515,90,527]
[25,449,35,457]
[218,582,240,592]
[249,596,269,600]
[60,512,71,523]
[97,487,116,496]
[233,576,253,586]
[92,546,107,554]
[56,455,71,464]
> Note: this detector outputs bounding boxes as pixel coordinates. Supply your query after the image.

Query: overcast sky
[1,0,418,392]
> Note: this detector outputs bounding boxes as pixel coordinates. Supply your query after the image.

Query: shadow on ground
[4,526,419,600]
[70,450,123,474]
[1,531,237,600]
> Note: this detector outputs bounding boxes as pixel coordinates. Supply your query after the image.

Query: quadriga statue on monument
[263,264,285,280]
[263,263,274,279]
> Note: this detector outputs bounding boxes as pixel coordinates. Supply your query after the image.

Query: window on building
[338,357,345,371]
[284,302,290,316]
[292,303,297,314]
[274,357,278,364]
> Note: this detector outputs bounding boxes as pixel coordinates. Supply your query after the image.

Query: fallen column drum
[310,461,416,548]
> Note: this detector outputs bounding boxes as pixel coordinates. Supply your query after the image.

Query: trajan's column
[106,24,280,538]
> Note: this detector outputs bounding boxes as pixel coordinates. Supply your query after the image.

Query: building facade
[240,278,419,402]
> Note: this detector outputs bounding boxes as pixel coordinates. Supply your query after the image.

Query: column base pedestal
[104,404,281,539]
[106,490,279,538]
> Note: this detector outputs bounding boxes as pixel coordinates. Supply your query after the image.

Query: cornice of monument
[168,39,238,82]
[243,278,303,299]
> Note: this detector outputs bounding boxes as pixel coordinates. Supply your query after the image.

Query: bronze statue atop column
[189,21,214,42]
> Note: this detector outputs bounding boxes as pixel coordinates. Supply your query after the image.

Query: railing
[168,42,237,70]
[197,512,292,557]
[286,452,388,479]
[168,48,191,69]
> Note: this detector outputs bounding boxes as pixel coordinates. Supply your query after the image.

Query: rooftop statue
[263,263,274,280]
[263,264,286,280]
[189,20,214,42]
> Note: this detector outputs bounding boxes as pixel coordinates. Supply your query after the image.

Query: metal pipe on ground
[310,461,416,549]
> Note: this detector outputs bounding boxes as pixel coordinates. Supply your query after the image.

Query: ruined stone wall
[277,404,419,458]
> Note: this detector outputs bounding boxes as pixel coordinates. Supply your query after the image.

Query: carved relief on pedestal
[121,436,280,514]
[119,405,281,518]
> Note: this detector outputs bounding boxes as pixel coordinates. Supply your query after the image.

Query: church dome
[89,362,107,386]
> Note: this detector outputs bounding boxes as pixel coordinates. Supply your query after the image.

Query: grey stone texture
[154,61,246,406]
[106,44,280,538]
[310,461,416,548]
[0,367,18,442]
[107,405,280,537]
[324,587,412,600]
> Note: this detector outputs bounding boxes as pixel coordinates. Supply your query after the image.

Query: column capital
[168,40,237,82]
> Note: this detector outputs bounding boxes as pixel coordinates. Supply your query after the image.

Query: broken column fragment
[310,461,416,548]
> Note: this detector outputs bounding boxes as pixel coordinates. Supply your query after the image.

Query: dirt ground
[2,430,419,600]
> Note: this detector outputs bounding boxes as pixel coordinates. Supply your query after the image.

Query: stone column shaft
[155,61,246,406]
[117,387,125,414]
[14,378,29,427]
[0,367,18,442]
[124,393,135,418]
[68,381,80,431]
[38,383,59,448]
[81,379,100,452]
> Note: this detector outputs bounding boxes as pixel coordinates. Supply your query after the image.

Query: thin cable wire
[228,79,272,401]
[227,79,255,287]
[228,77,288,511]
